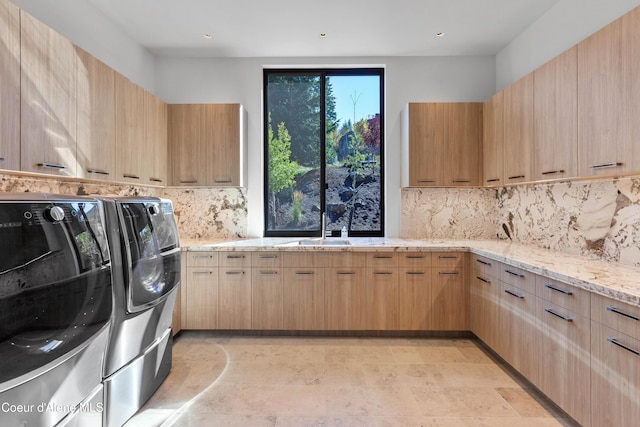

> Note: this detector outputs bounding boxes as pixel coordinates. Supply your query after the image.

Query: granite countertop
[180,237,640,307]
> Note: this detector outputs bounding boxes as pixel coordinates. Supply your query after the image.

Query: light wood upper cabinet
[406,103,445,186]
[76,47,116,180]
[503,73,534,184]
[444,103,482,186]
[144,91,168,185]
[20,10,77,177]
[577,14,626,176]
[482,92,504,186]
[0,0,20,171]
[404,102,482,187]
[115,72,145,183]
[621,6,640,174]
[533,46,578,181]
[169,103,244,187]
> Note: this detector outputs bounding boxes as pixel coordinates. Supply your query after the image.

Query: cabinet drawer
[501,264,536,295]
[398,252,432,268]
[433,252,464,268]
[252,252,283,268]
[366,252,398,268]
[471,254,499,278]
[322,252,366,268]
[282,252,321,268]
[219,251,251,268]
[186,251,219,267]
[592,293,640,340]
[537,276,590,317]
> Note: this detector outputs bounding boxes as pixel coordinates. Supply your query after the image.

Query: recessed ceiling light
[319,33,327,38]
[436,32,445,38]
[203,33,212,39]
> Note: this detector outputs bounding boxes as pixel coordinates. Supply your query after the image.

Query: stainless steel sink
[298,238,350,246]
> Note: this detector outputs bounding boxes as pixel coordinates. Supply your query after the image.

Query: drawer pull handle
[374,271,393,275]
[123,173,140,179]
[606,306,640,322]
[607,337,640,356]
[541,170,565,175]
[476,276,491,284]
[505,269,525,278]
[259,271,278,275]
[591,162,622,169]
[439,255,458,259]
[87,168,110,175]
[406,271,426,275]
[37,162,66,169]
[486,178,500,183]
[214,178,233,183]
[508,175,525,180]
[0,157,5,162]
[193,255,213,259]
[193,271,213,275]
[180,180,198,184]
[225,271,245,275]
[337,271,355,275]
[226,255,245,259]
[149,177,163,183]
[476,259,491,266]
[405,255,425,259]
[439,271,459,275]
[452,179,471,183]
[504,289,525,299]
[417,179,436,183]
[258,255,278,259]
[545,308,573,322]
[373,255,393,259]
[545,284,573,296]
[295,271,314,275]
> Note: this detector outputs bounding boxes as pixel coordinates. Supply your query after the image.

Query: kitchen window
[263,68,385,237]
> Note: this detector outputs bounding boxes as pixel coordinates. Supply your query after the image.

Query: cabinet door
[483,92,504,186]
[218,268,251,329]
[591,322,640,427]
[184,267,218,329]
[144,91,167,185]
[430,267,467,330]
[408,103,444,186]
[115,72,145,183]
[204,104,241,186]
[326,268,366,330]
[398,269,430,330]
[20,11,77,176]
[283,268,325,330]
[577,16,625,176]
[76,47,116,180]
[621,6,640,174]
[169,104,207,185]
[444,103,482,186]
[470,273,499,350]
[533,46,578,181]
[537,300,591,427]
[503,73,533,184]
[499,283,537,383]
[0,0,20,171]
[251,269,283,330]
[366,269,398,330]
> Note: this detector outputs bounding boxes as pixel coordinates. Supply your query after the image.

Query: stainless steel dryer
[0,193,112,427]
[101,197,180,427]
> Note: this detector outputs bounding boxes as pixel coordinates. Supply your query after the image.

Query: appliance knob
[148,204,159,215]
[45,206,65,222]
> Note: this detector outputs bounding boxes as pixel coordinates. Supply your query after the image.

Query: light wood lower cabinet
[469,270,500,350]
[218,268,251,329]
[184,267,218,329]
[283,268,325,330]
[398,269,431,330]
[251,269,283,329]
[326,268,367,330]
[366,268,399,330]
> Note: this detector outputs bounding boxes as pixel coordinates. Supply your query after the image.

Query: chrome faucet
[321,212,328,240]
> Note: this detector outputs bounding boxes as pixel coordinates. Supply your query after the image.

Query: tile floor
[125,332,578,427]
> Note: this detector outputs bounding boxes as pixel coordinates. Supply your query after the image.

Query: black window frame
[263,67,385,238]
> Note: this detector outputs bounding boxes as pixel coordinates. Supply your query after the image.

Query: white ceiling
[85,0,562,58]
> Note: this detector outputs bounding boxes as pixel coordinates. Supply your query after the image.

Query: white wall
[496,0,640,90]
[10,0,157,91]
[156,56,496,237]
